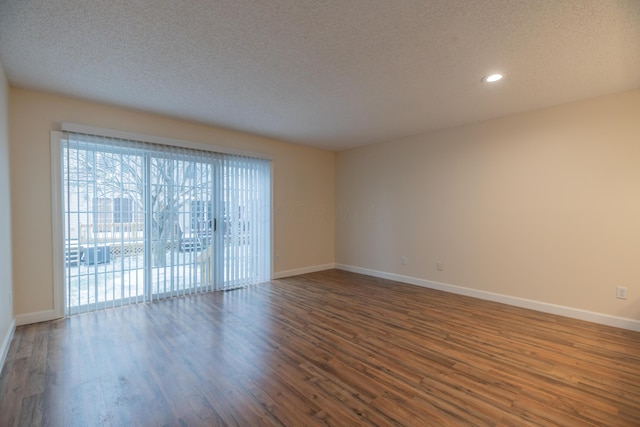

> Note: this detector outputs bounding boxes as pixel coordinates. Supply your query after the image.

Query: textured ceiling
[1,1,639,150]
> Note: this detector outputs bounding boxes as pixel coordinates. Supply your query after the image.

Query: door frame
[51,125,273,318]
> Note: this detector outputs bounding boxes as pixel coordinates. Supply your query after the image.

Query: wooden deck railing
[79,222,144,245]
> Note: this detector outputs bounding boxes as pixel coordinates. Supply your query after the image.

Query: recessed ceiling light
[482,73,503,83]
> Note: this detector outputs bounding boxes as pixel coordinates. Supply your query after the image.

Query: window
[92,198,112,231]
[113,197,132,224]
[189,200,210,232]
[56,130,271,315]
[92,197,134,226]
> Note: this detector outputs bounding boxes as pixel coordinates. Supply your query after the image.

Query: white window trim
[51,130,65,319]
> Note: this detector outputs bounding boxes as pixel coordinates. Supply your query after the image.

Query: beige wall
[336,89,640,321]
[0,64,13,357]
[8,85,640,324]
[9,88,335,318]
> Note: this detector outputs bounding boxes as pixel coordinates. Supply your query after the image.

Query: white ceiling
[1,1,639,151]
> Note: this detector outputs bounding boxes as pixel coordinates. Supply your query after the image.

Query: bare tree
[65,147,214,267]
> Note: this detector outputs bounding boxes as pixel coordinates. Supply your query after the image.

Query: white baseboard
[272,263,336,280]
[15,309,61,326]
[0,319,15,375]
[335,264,640,332]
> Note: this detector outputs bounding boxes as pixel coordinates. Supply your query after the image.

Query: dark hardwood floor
[1,269,640,426]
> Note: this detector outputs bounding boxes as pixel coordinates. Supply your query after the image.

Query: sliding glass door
[59,132,270,315]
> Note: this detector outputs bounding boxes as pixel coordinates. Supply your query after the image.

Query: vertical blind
[61,131,271,315]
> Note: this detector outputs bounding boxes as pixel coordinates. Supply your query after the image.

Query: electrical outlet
[437,262,444,271]
[401,257,407,265]
[616,286,628,300]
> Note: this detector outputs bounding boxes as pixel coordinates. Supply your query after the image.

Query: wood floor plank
[1,269,640,426]
[0,357,27,427]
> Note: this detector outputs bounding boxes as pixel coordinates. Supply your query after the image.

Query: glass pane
[149,156,215,298]
[63,143,145,314]
[61,132,269,315]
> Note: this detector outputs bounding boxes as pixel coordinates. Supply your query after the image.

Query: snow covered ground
[65,241,260,314]
[66,250,209,310]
